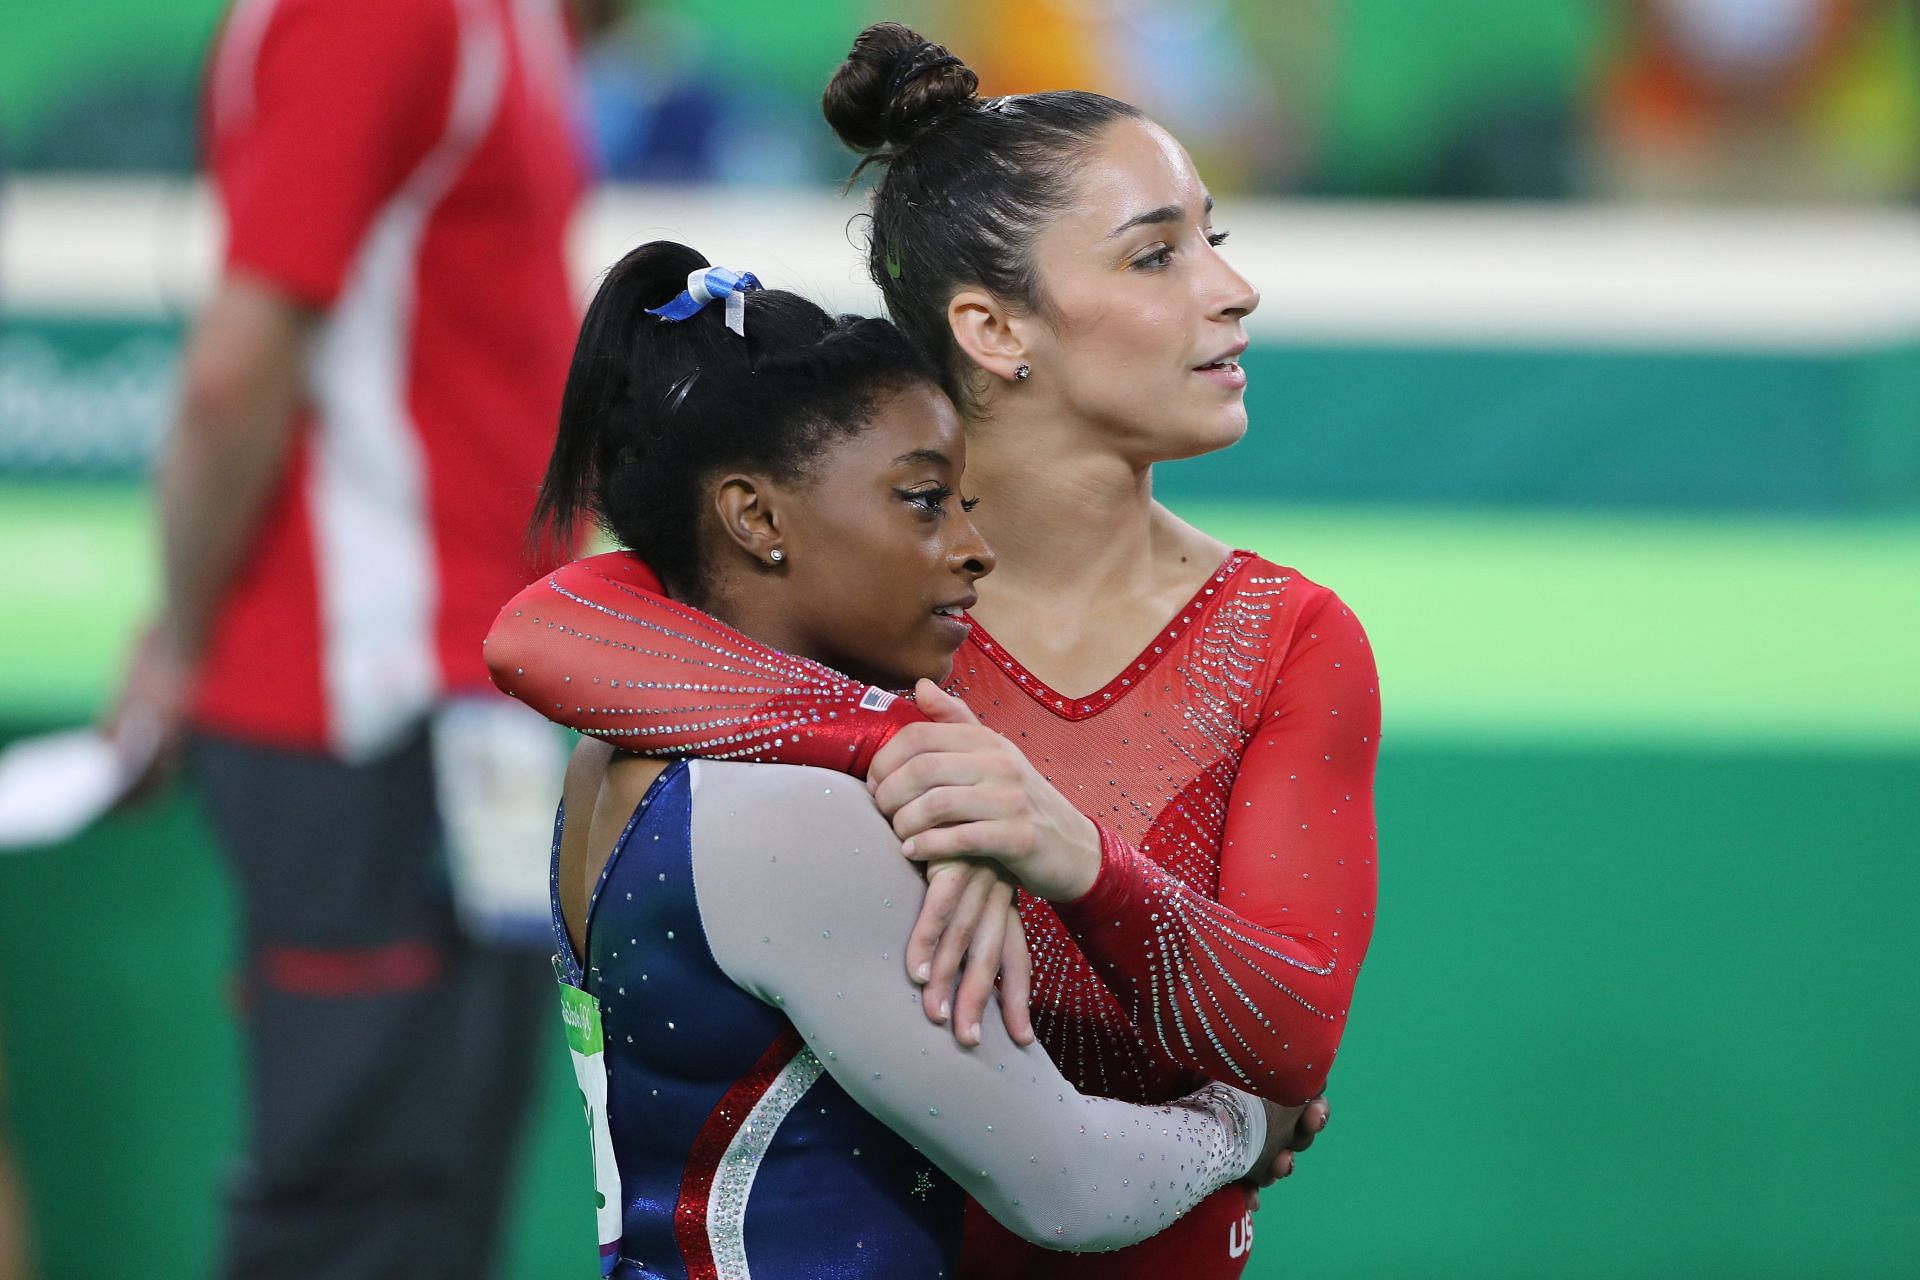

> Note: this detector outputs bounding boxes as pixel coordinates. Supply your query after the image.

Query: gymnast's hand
[1246,1095,1332,1194]
[911,858,1034,1049]
[868,680,1102,903]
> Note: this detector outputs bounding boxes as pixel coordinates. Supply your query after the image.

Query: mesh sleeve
[485,553,925,775]
[687,761,1266,1252]
[1053,589,1381,1104]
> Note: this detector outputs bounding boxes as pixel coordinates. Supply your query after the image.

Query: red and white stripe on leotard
[673,1028,823,1280]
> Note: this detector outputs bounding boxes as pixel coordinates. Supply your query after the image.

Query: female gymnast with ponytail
[531,239,1303,1278]
[494,24,1377,1277]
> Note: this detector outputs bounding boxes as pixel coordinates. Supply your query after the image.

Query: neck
[963,419,1165,611]
[686,568,909,692]
[674,568,808,668]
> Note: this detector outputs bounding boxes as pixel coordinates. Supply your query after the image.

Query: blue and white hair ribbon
[646,266,763,336]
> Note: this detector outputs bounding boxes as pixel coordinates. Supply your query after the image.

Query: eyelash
[1136,229,1230,270]
[901,486,979,514]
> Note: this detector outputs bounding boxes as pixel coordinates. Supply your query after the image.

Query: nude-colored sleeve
[685,761,1266,1253]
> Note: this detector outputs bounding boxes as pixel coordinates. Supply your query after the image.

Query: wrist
[1052,813,1100,902]
[1051,821,1134,917]
[154,613,205,673]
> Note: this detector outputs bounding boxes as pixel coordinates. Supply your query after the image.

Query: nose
[950,513,995,581]
[1209,245,1259,321]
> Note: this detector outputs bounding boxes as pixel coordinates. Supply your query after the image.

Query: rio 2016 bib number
[559,981,622,1275]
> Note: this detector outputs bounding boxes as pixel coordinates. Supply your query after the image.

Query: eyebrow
[892,448,951,468]
[1108,194,1214,239]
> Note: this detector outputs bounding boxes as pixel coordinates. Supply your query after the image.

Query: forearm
[155,277,312,664]
[486,554,924,772]
[1055,826,1361,1104]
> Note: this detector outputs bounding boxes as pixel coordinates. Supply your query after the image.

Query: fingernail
[967,1023,981,1043]
[938,999,950,1022]
[901,838,915,857]
[914,963,930,983]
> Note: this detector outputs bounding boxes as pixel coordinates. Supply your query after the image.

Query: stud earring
[769,548,785,564]
[1013,364,1031,381]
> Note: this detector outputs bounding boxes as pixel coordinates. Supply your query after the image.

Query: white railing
[5,178,1920,348]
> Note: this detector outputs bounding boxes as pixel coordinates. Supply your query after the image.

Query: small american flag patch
[858,687,897,712]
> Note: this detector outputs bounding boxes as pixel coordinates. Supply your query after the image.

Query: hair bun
[822,22,979,155]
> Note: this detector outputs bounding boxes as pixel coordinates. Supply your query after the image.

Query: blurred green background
[3,2,1919,1278]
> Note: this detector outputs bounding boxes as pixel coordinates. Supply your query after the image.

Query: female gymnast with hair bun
[495,23,1379,1277]
[531,239,1304,1277]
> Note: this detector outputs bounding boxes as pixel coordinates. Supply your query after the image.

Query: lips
[931,593,977,619]
[1193,339,1249,374]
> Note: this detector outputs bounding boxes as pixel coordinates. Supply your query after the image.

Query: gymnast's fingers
[897,819,1029,870]
[867,720,997,789]
[1249,1099,1302,1188]
[997,905,1036,1046]
[869,751,997,817]
[1290,1095,1330,1153]
[923,863,997,1026]
[891,783,1022,848]
[911,678,984,727]
[952,878,1014,1047]
[906,860,971,996]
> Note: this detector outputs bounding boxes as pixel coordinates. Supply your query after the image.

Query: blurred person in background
[1595,0,1920,200]
[572,0,823,183]
[106,0,586,1275]
[949,0,1311,192]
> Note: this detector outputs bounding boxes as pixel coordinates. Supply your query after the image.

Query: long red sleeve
[484,552,924,774]
[488,552,1381,1107]
[1049,590,1380,1103]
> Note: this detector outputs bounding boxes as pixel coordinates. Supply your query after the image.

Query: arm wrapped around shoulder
[484,552,926,775]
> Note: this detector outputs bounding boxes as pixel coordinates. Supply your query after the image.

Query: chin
[872,646,955,692]
[1207,409,1250,450]
[922,647,959,686]
[1151,410,1248,464]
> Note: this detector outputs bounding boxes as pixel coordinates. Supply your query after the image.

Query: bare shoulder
[562,736,615,812]
[1151,503,1235,593]
[1151,503,1233,562]
[555,738,614,957]
[557,739,673,956]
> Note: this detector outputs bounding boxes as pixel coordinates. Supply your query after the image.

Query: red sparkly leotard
[487,549,1380,1276]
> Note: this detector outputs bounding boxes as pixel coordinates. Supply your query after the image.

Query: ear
[712,473,785,563]
[948,287,1032,384]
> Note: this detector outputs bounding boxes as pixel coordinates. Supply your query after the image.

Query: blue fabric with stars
[551,761,964,1279]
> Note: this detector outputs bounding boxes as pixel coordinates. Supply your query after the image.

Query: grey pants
[193,730,551,1280]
